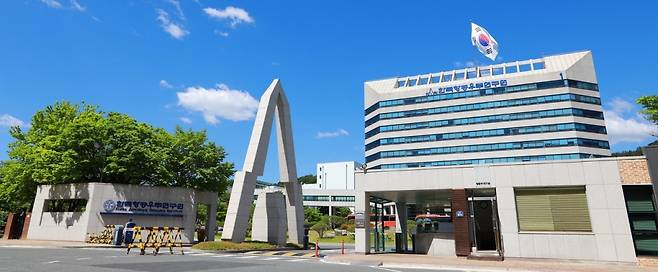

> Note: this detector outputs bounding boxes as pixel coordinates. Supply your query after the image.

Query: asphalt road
[0,246,472,272]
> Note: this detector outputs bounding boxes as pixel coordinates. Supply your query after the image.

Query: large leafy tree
[0,102,234,212]
[638,96,658,135]
[297,174,316,185]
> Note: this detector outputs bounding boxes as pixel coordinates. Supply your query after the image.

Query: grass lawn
[308,230,355,244]
[192,241,280,251]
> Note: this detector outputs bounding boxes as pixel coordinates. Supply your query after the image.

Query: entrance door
[473,200,496,250]
[469,195,502,254]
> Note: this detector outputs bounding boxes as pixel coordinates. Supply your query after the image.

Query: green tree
[638,96,658,130]
[334,207,352,217]
[0,101,235,212]
[310,216,331,239]
[297,174,316,185]
[304,207,323,225]
[327,215,345,229]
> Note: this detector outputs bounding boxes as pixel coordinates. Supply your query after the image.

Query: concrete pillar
[328,206,333,216]
[395,202,408,252]
[252,191,287,246]
[354,192,370,254]
[452,189,471,256]
[222,171,258,242]
[2,213,14,239]
[283,181,305,244]
[19,213,31,240]
[206,203,217,242]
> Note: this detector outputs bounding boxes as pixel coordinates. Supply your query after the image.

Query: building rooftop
[365,51,591,90]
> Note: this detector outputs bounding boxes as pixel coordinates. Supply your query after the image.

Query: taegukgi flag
[471,22,499,61]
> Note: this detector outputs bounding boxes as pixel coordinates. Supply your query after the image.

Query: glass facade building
[364,52,611,170]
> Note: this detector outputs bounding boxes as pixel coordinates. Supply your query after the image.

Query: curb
[382,262,536,272]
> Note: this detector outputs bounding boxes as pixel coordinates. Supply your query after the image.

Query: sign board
[101,200,184,217]
[355,211,366,228]
[455,210,465,218]
[425,79,508,96]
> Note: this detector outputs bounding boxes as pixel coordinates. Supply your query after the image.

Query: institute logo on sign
[103,200,116,212]
[470,22,499,61]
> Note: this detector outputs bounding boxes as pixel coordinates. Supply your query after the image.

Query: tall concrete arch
[221,79,305,244]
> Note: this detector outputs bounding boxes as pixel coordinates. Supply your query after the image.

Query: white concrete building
[353,51,656,263]
[27,183,218,243]
[300,162,360,216]
[312,161,361,190]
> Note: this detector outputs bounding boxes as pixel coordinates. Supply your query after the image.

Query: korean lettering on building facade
[102,199,184,216]
[425,79,507,96]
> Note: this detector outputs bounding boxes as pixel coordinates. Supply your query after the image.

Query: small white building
[299,162,361,216]
[27,183,218,243]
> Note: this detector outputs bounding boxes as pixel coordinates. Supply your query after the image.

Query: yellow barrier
[86,225,115,244]
[126,226,185,255]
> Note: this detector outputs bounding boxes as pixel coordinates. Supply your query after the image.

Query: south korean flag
[471,22,499,61]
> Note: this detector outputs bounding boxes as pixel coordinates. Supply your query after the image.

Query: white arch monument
[221,79,305,244]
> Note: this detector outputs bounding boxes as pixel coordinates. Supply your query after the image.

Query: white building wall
[27,183,217,243]
[354,157,636,263]
[316,161,360,190]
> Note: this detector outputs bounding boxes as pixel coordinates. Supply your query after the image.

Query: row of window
[366,93,602,127]
[367,138,609,162]
[302,195,355,202]
[376,153,597,169]
[366,108,604,139]
[366,123,607,151]
[394,61,546,88]
[367,79,598,115]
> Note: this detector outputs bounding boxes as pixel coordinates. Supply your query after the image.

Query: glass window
[419,77,429,85]
[466,69,477,79]
[519,63,532,72]
[408,79,417,87]
[492,67,504,76]
[396,79,406,88]
[505,65,518,74]
[430,75,441,84]
[479,68,491,77]
[441,73,453,82]
[533,61,546,70]
[515,187,592,232]
[454,72,465,80]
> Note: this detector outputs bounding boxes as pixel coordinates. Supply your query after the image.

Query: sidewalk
[0,239,126,248]
[324,253,658,272]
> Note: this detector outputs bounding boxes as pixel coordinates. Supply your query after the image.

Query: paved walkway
[0,239,145,249]
[325,253,658,272]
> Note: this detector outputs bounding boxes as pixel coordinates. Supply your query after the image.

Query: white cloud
[203,6,254,28]
[156,9,188,40]
[214,30,229,37]
[604,97,658,145]
[91,16,101,22]
[167,0,185,20]
[70,0,85,11]
[316,129,349,139]
[176,83,259,125]
[41,0,63,9]
[0,114,26,128]
[159,79,173,89]
[178,117,192,124]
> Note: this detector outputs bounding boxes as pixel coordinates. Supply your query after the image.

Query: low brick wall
[618,158,652,185]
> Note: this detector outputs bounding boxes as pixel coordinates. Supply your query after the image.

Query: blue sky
[1,1,657,182]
